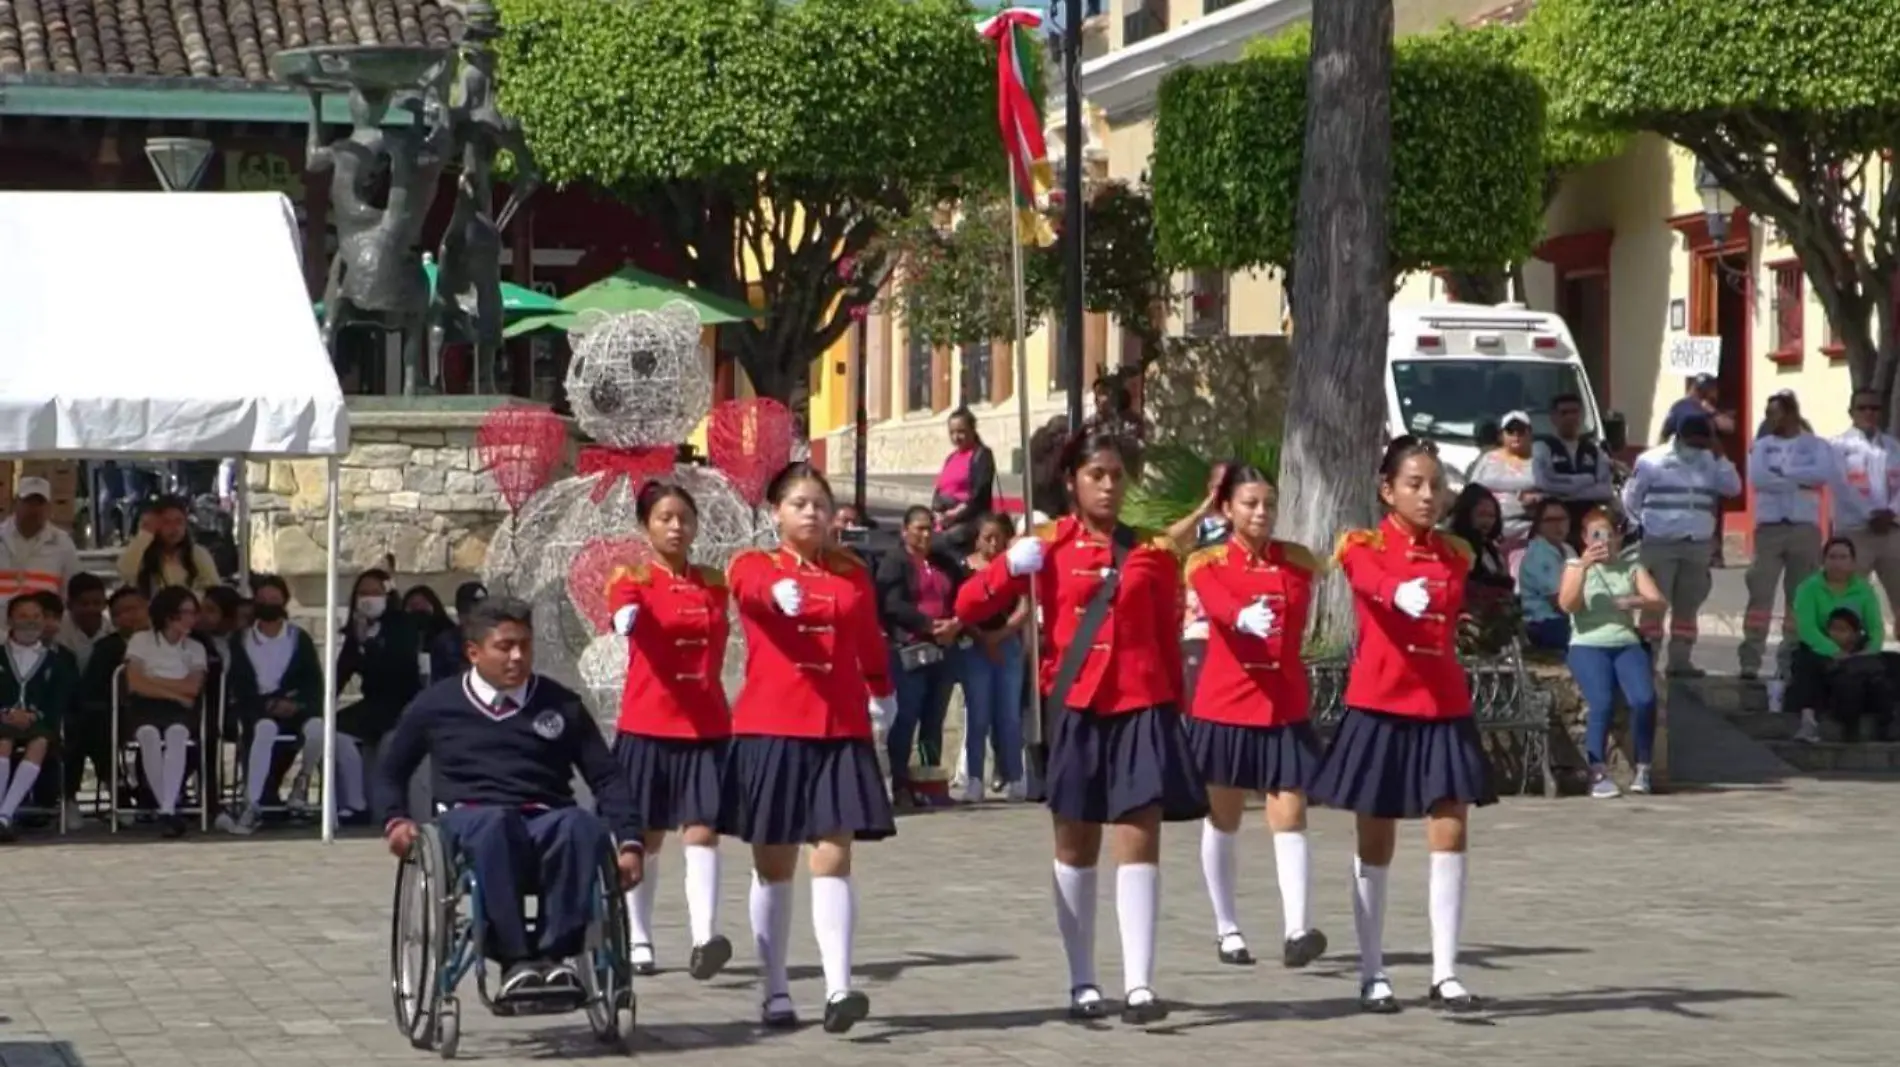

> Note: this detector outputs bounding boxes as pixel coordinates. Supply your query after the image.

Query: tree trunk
[1445,267,1508,306]
[1278,0,1394,644]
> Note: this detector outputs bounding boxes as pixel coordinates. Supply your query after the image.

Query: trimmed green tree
[493,0,995,407]
[1528,0,1900,404]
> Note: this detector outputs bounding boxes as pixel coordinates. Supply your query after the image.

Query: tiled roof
[0,0,463,83]
[1466,0,1534,26]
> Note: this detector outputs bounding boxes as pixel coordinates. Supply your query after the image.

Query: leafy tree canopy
[1150,26,1545,282]
[493,0,997,402]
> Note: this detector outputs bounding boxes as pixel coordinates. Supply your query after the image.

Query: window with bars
[1186,270,1228,337]
[906,325,933,412]
[960,341,993,406]
[1203,0,1244,12]
[1771,261,1803,361]
[1123,0,1169,46]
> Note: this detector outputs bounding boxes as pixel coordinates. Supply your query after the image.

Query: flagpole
[1008,163,1047,765]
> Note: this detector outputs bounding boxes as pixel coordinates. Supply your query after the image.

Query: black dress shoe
[629,943,658,977]
[688,934,732,981]
[1119,990,1169,1025]
[160,814,187,839]
[1429,979,1485,1013]
[1216,934,1256,966]
[821,990,870,1034]
[1359,978,1401,1014]
[1282,929,1328,969]
[760,994,799,1030]
[1067,985,1109,1020]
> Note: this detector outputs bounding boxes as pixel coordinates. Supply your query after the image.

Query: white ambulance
[1385,303,1619,488]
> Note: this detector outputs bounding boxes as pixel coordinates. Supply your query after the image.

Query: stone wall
[1143,334,1292,455]
[244,402,578,603]
[826,395,1070,480]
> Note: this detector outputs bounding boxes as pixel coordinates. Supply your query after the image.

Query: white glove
[611,604,639,637]
[869,693,897,736]
[1392,577,1431,619]
[1235,597,1275,638]
[1005,537,1045,577]
[771,579,803,617]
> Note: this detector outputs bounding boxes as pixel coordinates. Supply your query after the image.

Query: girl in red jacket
[606,482,733,982]
[957,429,1205,1025]
[1183,462,1328,970]
[722,463,897,1035]
[1308,436,1496,1015]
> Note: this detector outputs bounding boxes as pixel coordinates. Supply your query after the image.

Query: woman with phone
[1183,462,1328,971]
[1557,509,1665,798]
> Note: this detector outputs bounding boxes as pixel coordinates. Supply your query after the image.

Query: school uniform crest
[532,709,566,740]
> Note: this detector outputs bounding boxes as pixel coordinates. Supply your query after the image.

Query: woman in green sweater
[0,595,79,839]
[1787,537,1885,743]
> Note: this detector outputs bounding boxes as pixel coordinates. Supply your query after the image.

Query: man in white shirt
[1828,388,1900,629]
[0,478,81,616]
[1621,414,1743,676]
[1742,391,1833,680]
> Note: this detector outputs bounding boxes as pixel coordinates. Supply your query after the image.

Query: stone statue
[432,1,541,395]
[307,80,453,397]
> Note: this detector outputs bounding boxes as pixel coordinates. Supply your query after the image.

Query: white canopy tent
[0,190,354,841]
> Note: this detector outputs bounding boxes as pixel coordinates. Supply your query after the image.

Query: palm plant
[1124,438,1283,531]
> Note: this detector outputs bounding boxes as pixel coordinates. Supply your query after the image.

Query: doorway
[1689,248,1753,541]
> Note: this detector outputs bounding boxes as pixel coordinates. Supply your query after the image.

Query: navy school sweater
[372,672,639,842]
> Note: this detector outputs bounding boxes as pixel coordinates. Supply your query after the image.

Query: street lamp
[144,136,215,192]
[1695,160,1737,245]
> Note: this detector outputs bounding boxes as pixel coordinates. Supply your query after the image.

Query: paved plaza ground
[1,779,1892,1067]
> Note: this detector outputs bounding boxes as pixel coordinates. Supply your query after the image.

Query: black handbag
[897,640,945,672]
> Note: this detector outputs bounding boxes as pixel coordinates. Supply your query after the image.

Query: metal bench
[1307,641,1554,796]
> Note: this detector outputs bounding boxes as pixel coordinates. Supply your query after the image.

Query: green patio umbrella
[501,265,761,338]
[314,258,564,320]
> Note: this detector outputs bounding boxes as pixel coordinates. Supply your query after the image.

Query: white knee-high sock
[158,724,191,814]
[683,844,721,945]
[0,757,11,815]
[1116,864,1160,996]
[1352,858,1389,983]
[246,719,281,805]
[627,854,659,947]
[810,875,856,999]
[748,875,793,999]
[0,759,37,818]
[334,735,367,813]
[1200,821,1240,938]
[1428,851,1467,986]
[1272,831,1312,938]
[1051,861,1099,991]
[135,725,164,804]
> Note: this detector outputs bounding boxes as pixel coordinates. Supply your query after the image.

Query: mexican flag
[978,7,1057,247]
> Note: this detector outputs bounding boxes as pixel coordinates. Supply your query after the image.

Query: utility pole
[1061,0,1087,431]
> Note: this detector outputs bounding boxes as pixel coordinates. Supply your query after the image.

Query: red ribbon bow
[577,446,675,502]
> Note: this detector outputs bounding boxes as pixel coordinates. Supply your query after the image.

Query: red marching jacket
[605,561,732,740]
[1336,516,1473,721]
[955,515,1184,715]
[728,546,895,740]
[1186,538,1319,728]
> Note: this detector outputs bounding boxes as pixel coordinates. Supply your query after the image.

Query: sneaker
[229,804,262,836]
[1589,767,1622,799]
[214,811,237,834]
[286,773,311,815]
[1004,778,1028,802]
[1766,679,1787,714]
[1793,719,1822,744]
[960,778,985,804]
[0,816,16,843]
[1629,765,1653,795]
[498,961,542,999]
[159,813,187,839]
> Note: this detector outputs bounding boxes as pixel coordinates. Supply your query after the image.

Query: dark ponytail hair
[1378,435,1440,484]
[1057,428,1133,480]
[1214,461,1274,507]
[764,462,834,507]
[635,481,699,524]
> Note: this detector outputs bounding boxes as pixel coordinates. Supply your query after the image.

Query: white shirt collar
[464,669,531,713]
[7,640,44,677]
[249,621,296,646]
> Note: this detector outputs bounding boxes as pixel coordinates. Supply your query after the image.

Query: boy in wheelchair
[375,597,644,1000]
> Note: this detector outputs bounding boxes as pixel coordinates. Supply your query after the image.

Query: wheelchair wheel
[582,845,635,1051]
[390,824,453,1050]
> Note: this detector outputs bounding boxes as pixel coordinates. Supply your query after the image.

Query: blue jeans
[1566,642,1658,766]
[888,647,954,788]
[959,635,1026,785]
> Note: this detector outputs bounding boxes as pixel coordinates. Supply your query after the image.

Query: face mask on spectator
[357,595,387,620]
[10,622,43,646]
[254,603,288,623]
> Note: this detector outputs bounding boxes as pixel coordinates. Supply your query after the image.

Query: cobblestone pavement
[1,780,1893,1067]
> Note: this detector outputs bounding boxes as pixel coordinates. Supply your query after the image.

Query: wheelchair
[389,821,635,1058]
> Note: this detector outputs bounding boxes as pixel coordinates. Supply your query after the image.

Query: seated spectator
[1788,538,1887,744]
[1449,484,1514,594]
[1518,500,1577,650]
[70,588,147,817]
[1558,508,1665,798]
[123,586,208,838]
[0,593,78,839]
[1466,410,1540,548]
[117,496,220,597]
[931,408,998,555]
[874,505,964,807]
[323,569,424,820]
[196,585,244,667]
[431,582,489,684]
[225,575,324,834]
[58,573,110,676]
[1805,610,1894,743]
[404,586,455,680]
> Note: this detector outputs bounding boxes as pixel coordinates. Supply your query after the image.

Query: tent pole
[320,456,340,843]
[234,461,251,585]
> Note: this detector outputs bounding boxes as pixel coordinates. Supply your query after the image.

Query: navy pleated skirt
[719,736,896,846]
[1046,704,1209,825]
[1308,708,1497,820]
[1186,718,1321,794]
[614,733,729,834]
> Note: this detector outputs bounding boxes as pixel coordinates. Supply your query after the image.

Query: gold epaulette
[696,564,727,588]
[1333,528,1382,563]
[1278,540,1324,575]
[605,563,649,589]
[1184,544,1225,579]
[1437,532,1475,563]
[1034,520,1062,544]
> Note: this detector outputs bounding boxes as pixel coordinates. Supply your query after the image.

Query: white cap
[15,476,52,500]
[1500,410,1531,430]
